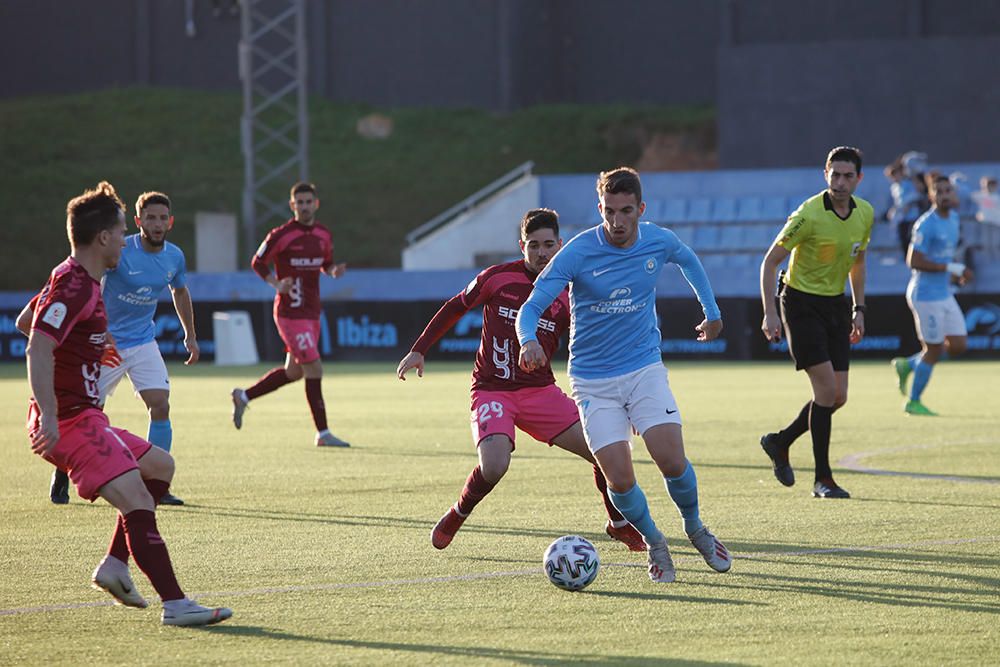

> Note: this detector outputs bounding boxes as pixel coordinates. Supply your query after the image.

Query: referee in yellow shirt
[759,146,874,499]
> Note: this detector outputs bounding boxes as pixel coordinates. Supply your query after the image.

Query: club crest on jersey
[41,302,67,329]
[645,258,656,273]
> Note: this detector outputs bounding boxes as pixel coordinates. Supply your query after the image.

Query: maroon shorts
[27,406,153,502]
[470,384,580,449]
[275,315,321,364]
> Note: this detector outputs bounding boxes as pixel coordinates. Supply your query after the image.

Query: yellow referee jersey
[776,191,874,296]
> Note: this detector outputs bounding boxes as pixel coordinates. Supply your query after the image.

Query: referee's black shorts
[779,285,852,371]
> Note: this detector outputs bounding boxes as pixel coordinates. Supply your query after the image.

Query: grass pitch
[0,360,997,665]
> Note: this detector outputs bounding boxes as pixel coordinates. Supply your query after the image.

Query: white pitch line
[1,535,997,618]
[839,442,1000,485]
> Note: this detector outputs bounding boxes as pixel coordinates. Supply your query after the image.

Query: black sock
[776,401,812,448]
[809,403,834,481]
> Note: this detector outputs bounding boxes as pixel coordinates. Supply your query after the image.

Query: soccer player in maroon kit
[232,181,350,447]
[25,182,231,626]
[396,209,645,551]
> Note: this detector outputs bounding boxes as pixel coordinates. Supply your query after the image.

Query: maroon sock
[593,465,625,522]
[456,465,496,516]
[246,367,293,401]
[123,509,184,602]
[108,514,130,562]
[107,479,171,563]
[305,378,328,432]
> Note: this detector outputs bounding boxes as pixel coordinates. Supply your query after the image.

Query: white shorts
[569,362,681,453]
[906,295,967,345]
[99,340,170,402]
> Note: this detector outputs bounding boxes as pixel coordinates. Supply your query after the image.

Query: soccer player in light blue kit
[892,173,972,415]
[98,191,199,504]
[515,167,732,583]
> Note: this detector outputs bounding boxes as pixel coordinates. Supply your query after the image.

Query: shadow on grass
[198,626,744,666]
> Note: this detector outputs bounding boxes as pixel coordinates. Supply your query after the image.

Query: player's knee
[832,393,848,411]
[947,338,967,356]
[148,402,170,421]
[284,364,304,381]
[140,446,175,481]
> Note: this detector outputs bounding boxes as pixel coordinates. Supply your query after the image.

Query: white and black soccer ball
[543,535,599,591]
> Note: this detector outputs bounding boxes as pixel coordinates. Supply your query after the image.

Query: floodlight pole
[239,0,309,256]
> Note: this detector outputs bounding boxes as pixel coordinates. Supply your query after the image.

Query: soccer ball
[543,535,599,591]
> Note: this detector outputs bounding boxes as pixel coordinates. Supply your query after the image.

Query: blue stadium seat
[709,197,738,223]
[687,198,712,223]
[743,224,777,252]
[692,223,720,250]
[661,198,687,223]
[760,195,787,221]
[735,196,764,222]
[717,225,744,251]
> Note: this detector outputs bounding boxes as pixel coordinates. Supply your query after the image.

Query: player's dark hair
[825,146,863,174]
[66,181,125,248]
[135,191,171,216]
[597,167,642,204]
[290,181,317,199]
[521,208,559,239]
[923,171,951,198]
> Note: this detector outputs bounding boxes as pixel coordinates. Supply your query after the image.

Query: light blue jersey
[907,208,959,302]
[104,234,188,349]
[516,223,721,379]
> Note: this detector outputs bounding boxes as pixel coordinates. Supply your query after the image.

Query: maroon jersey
[411,259,570,391]
[251,219,335,319]
[29,258,107,420]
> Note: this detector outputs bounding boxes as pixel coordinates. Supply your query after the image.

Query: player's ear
[518,239,526,253]
[134,216,142,228]
[314,198,320,211]
[167,216,175,230]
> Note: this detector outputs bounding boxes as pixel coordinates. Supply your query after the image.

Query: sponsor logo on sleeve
[255,241,268,258]
[41,302,67,329]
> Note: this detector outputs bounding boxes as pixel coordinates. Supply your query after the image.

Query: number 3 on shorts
[477,401,504,424]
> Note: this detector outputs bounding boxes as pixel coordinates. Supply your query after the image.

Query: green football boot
[904,399,938,416]
[891,357,912,396]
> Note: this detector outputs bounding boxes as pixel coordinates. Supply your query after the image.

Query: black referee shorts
[779,285,852,371]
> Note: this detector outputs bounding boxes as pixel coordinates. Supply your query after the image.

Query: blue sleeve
[515,247,577,345]
[670,243,721,321]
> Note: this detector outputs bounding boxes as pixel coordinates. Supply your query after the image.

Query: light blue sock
[910,360,934,402]
[608,483,664,545]
[147,419,172,452]
[907,353,921,370]
[665,460,703,536]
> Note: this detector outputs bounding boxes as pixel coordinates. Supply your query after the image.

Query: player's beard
[143,231,166,248]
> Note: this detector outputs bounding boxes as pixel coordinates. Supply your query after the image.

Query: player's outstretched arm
[396,351,425,380]
[404,293,471,374]
[170,286,199,365]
